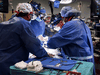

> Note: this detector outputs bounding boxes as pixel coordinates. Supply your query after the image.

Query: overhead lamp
[50,0,72,4]
[95,0,100,5]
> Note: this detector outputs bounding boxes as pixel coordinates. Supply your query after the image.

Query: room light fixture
[50,0,72,4]
[95,0,100,5]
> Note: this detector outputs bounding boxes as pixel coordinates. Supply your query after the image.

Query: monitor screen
[0,0,8,13]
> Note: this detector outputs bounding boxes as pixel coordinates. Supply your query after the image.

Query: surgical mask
[62,17,65,24]
[30,12,35,19]
[32,14,37,20]
[62,20,65,24]
[30,14,34,20]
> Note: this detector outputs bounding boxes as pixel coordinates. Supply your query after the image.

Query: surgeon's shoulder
[1,17,20,25]
[66,20,79,27]
[11,17,28,23]
[64,20,74,27]
[15,17,30,26]
[62,20,78,30]
[1,16,25,24]
[14,17,27,23]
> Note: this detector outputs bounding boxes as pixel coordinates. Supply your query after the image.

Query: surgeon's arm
[20,21,49,58]
[47,22,78,49]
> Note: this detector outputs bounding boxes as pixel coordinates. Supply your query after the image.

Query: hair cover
[15,3,33,14]
[61,6,81,17]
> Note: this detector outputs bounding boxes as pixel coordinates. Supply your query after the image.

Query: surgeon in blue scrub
[0,3,51,75]
[47,6,95,75]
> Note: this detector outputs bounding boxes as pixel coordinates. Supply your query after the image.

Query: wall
[8,0,91,20]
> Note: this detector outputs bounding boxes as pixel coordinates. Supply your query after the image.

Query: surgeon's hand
[48,53,55,58]
[38,35,44,41]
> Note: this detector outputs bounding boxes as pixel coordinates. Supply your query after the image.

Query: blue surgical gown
[31,18,45,37]
[47,19,95,75]
[0,17,48,75]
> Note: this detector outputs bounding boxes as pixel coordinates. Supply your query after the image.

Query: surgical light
[95,0,100,5]
[50,0,72,4]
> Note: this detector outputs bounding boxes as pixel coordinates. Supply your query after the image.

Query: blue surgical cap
[39,9,46,14]
[61,6,81,17]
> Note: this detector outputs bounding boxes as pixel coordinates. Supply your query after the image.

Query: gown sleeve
[47,21,80,49]
[19,20,48,58]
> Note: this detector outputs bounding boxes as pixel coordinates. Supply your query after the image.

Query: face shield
[29,14,34,20]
